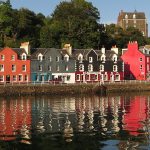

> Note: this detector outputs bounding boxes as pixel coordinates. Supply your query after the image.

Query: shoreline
[0,82,150,96]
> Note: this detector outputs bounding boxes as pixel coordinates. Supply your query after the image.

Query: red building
[121,41,150,80]
[0,42,30,83]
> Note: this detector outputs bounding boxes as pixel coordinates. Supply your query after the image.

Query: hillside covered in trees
[0,0,150,54]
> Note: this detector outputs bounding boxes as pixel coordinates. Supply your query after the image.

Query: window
[0,75,3,81]
[100,65,104,71]
[11,55,15,61]
[25,75,28,81]
[22,54,26,60]
[65,65,68,71]
[79,64,84,71]
[38,54,43,61]
[48,66,51,71]
[0,55,4,61]
[78,55,83,63]
[113,65,118,72]
[22,65,26,72]
[67,75,70,81]
[89,57,93,63]
[56,65,59,71]
[35,75,39,81]
[140,65,143,70]
[49,56,52,62]
[56,56,59,62]
[147,64,149,71]
[139,57,142,62]
[0,64,4,72]
[12,65,16,72]
[39,65,42,71]
[13,75,17,81]
[18,75,23,81]
[113,56,117,62]
[85,74,89,80]
[101,56,105,62]
[64,56,69,62]
[76,74,80,80]
[104,74,108,81]
[88,64,93,72]
[115,74,120,81]
[147,57,149,63]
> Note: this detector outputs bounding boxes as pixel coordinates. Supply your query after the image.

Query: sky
[8,0,150,35]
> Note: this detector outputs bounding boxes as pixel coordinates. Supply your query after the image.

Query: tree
[46,0,100,49]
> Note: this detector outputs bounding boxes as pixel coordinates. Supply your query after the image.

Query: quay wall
[0,82,150,96]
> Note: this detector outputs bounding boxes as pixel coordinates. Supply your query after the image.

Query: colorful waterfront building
[0,42,30,83]
[74,46,124,83]
[121,41,150,80]
[31,44,75,83]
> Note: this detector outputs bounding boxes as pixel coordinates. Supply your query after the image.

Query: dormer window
[89,57,93,63]
[64,54,69,62]
[22,53,27,60]
[125,14,128,19]
[133,14,136,19]
[78,54,83,63]
[38,53,43,61]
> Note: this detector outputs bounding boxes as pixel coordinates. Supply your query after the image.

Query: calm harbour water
[0,93,150,150]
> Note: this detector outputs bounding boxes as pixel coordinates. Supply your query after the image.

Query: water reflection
[0,94,150,149]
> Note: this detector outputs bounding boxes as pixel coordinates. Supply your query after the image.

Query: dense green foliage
[0,0,150,53]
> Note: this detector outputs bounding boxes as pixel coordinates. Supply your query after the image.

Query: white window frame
[79,64,84,71]
[12,65,16,72]
[11,55,15,61]
[113,65,118,72]
[22,65,26,72]
[18,74,23,81]
[48,66,51,71]
[22,53,27,60]
[39,65,42,71]
[12,75,17,82]
[24,75,28,81]
[64,55,69,62]
[0,75,4,82]
[0,55,4,61]
[88,64,93,72]
[139,57,142,62]
[89,57,93,63]
[38,53,43,61]
[100,65,104,72]
[115,74,120,81]
[65,65,68,71]
[56,56,59,62]
[0,64,4,72]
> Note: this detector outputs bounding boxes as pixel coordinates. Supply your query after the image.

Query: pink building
[121,41,150,80]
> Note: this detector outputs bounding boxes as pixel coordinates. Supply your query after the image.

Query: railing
[0,80,150,86]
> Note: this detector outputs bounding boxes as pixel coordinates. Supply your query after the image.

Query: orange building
[0,42,30,83]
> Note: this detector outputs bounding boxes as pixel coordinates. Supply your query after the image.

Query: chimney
[63,44,72,55]
[111,45,118,54]
[127,41,138,52]
[20,42,30,55]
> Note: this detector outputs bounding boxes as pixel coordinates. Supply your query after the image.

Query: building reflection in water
[1,94,150,148]
[0,98,31,143]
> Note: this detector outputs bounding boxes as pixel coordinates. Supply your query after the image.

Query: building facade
[121,41,150,80]
[74,47,124,83]
[0,46,30,83]
[31,45,75,84]
[117,10,148,37]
